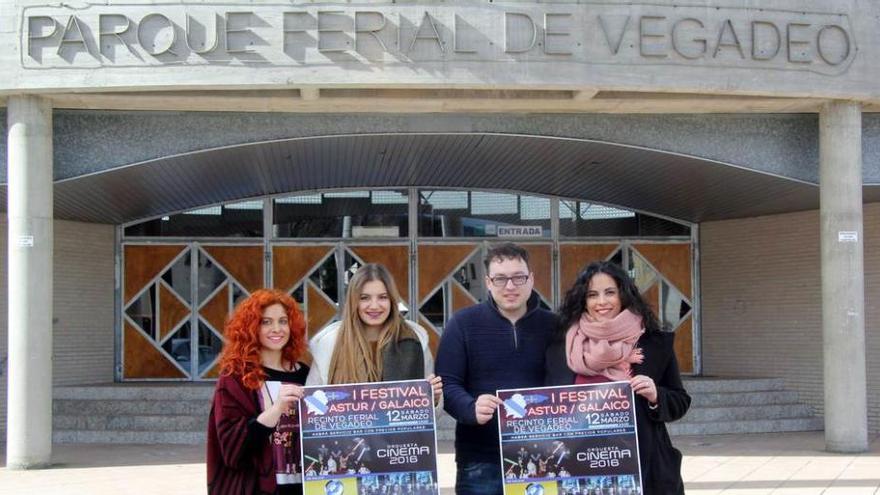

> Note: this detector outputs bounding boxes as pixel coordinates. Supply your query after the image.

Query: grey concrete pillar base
[819,100,868,454]
[825,440,870,455]
[5,459,54,470]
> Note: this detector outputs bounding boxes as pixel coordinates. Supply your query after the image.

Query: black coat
[545,330,691,495]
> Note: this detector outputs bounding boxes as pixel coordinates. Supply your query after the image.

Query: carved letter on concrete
[505,12,536,53]
[225,11,255,54]
[99,14,136,59]
[137,13,178,56]
[639,16,667,58]
[355,11,388,54]
[544,13,572,55]
[57,15,95,58]
[671,17,706,60]
[817,24,850,65]
[787,22,812,63]
[598,15,631,55]
[713,19,745,59]
[751,20,781,61]
[27,16,59,59]
[408,11,445,54]
[185,13,220,55]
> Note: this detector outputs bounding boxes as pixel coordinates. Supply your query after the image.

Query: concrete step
[55,414,206,431]
[681,377,785,393]
[437,429,455,441]
[54,399,210,416]
[53,384,214,443]
[690,390,800,407]
[55,384,214,401]
[53,430,206,444]
[436,411,456,429]
[680,403,814,423]
[669,417,823,436]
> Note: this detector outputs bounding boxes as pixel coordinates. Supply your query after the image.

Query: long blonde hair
[327,263,412,384]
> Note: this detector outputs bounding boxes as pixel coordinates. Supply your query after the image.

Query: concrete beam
[573,89,599,101]
[300,88,320,101]
[819,101,868,453]
[6,95,54,468]
[43,90,828,114]
[3,1,879,100]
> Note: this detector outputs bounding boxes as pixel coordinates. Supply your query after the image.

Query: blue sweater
[435,292,556,464]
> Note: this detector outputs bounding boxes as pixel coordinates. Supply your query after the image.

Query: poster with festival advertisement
[497,382,643,495]
[299,379,439,495]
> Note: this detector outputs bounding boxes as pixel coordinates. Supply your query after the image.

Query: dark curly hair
[484,242,530,271]
[557,260,661,335]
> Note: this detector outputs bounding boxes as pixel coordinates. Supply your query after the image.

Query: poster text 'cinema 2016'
[498,382,643,495]
[300,379,439,495]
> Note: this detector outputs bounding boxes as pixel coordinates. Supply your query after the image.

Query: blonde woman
[306,263,442,403]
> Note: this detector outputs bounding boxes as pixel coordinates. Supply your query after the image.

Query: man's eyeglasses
[488,274,530,288]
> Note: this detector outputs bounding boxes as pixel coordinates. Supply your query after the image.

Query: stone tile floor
[0,432,878,494]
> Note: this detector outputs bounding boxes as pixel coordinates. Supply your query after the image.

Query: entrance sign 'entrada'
[23,3,853,73]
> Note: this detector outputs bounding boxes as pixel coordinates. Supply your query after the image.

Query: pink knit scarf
[565,309,645,381]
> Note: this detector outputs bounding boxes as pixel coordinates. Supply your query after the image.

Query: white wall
[701,203,880,433]
[1,218,115,439]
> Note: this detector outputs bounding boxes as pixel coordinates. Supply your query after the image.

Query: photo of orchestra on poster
[279,379,642,495]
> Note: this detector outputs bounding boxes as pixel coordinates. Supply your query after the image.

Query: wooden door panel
[124,245,185,303]
[273,246,334,293]
[632,243,692,296]
[200,283,230,334]
[203,246,264,293]
[673,317,694,374]
[558,244,619,295]
[522,244,553,301]
[349,245,410,298]
[158,283,189,341]
[451,280,479,313]
[417,244,478,303]
[306,281,338,339]
[124,320,187,379]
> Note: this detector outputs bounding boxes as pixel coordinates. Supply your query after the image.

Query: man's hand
[427,374,443,405]
[475,394,503,425]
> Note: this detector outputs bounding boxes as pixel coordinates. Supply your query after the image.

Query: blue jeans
[456,461,503,495]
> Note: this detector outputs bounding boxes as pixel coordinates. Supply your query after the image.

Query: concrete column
[6,95,54,468]
[819,101,868,453]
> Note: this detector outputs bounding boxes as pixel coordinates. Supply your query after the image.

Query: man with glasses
[436,243,555,495]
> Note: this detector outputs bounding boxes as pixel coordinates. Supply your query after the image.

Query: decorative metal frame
[118,187,699,380]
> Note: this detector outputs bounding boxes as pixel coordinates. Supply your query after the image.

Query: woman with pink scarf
[545,261,690,495]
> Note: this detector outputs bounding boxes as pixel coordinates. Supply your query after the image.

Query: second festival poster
[497,382,643,495]
[300,379,439,495]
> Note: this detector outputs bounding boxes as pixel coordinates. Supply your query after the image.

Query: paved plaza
[0,432,878,494]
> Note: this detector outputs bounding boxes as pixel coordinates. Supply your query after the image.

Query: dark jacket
[381,337,425,381]
[207,374,275,495]
[436,292,556,464]
[546,330,691,495]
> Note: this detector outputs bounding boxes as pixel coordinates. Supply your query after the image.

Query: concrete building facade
[2,0,878,467]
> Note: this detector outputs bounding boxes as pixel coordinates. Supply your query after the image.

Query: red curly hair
[218,289,307,390]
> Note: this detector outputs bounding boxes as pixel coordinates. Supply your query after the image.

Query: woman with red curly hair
[207,289,309,495]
